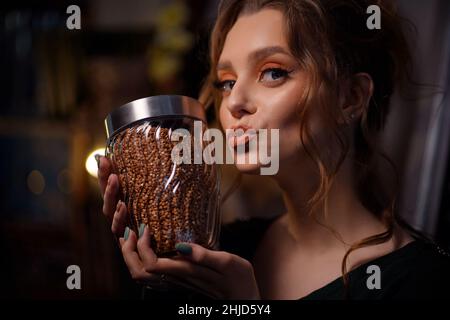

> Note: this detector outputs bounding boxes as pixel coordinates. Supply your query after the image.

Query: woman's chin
[229,142,280,176]
[234,162,263,175]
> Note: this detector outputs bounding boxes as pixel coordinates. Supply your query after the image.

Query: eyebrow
[217,46,291,71]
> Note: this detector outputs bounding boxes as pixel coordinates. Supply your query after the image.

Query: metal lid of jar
[104,95,207,138]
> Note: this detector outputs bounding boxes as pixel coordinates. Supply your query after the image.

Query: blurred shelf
[0,116,72,138]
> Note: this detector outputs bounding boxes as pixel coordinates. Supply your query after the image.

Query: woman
[97,0,450,299]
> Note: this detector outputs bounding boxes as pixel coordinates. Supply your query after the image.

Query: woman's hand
[96,155,260,299]
[120,223,261,300]
[96,155,125,238]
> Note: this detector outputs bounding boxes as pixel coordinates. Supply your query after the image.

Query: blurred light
[27,170,45,195]
[86,148,105,178]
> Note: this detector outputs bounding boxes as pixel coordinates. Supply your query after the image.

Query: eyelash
[213,67,291,92]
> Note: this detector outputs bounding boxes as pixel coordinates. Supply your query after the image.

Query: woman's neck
[274,158,388,253]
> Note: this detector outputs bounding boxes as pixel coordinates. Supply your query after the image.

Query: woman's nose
[226,81,256,118]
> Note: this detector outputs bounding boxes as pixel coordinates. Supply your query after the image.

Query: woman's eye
[214,80,235,92]
[259,68,289,82]
[214,68,289,93]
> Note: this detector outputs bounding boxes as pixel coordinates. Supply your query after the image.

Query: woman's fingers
[174,244,260,299]
[97,156,112,197]
[111,200,127,238]
[176,243,240,273]
[102,174,120,222]
[136,226,221,282]
[97,155,120,223]
[121,227,226,298]
[136,225,158,267]
[120,230,153,282]
[133,227,215,294]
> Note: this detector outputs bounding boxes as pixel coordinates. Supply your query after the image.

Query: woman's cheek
[278,124,302,160]
[218,102,229,129]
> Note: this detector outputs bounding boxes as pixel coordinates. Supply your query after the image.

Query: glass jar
[104,95,221,257]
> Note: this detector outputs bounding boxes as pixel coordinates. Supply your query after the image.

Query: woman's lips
[227,126,258,149]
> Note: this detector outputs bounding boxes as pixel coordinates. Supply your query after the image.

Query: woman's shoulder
[301,238,450,300]
[347,238,450,299]
[391,238,450,277]
[218,214,282,262]
[391,239,450,298]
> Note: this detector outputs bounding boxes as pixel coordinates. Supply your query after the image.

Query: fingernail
[175,243,192,255]
[124,226,130,240]
[138,223,145,238]
[107,175,112,186]
[95,154,101,169]
[116,200,122,211]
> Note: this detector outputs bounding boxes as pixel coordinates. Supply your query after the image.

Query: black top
[143,216,450,300]
[220,216,450,300]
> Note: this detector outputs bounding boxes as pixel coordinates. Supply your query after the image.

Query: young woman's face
[217,8,312,176]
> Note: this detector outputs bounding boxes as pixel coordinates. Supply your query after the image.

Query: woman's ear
[340,73,374,125]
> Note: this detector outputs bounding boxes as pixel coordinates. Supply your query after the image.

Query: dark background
[0,0,449,299]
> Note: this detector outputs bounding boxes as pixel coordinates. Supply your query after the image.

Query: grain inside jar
[107,119,218,256]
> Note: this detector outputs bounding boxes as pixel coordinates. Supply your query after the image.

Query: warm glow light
[86,148,105,178]
[27,170,45,195]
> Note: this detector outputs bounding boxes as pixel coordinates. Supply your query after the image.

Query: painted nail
[175,243,192,255]
[95,154,101,169]
[138,223,145,238]
[124,227,130,240]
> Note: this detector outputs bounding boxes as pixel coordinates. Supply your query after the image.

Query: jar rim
[104,95,207,139]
